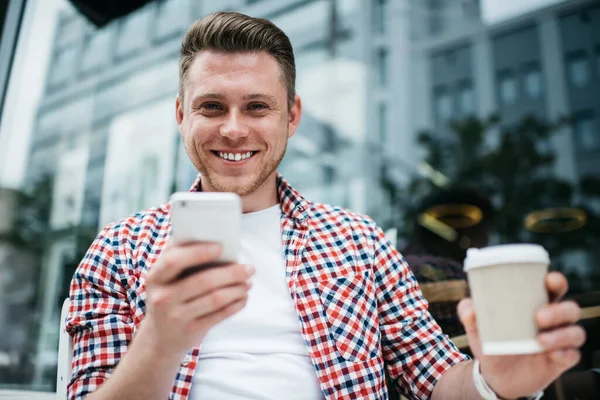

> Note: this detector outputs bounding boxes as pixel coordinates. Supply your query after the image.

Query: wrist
[473,360,543,400]
[135,318,187,364]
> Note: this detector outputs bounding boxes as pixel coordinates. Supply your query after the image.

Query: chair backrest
[56,298,72,400]
[419,280,468,303]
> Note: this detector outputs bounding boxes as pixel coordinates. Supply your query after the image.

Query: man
[67,12,585,400]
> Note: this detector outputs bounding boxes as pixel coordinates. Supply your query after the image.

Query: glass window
[434,87,452,122]
[80,26,113,73]
[567,52,590,89]
[116,5,152,57]
[2,0,600,396]
[574,112,599,151]
[270,1,329,39]
[498,70,518,106]
[373,0,387,34]
[377,48,388,87]
[378,102,387,145]
[596,48,600,78]
[155,0,190,40]
[524,65,543,98]
[458,81,475,116]
[48,46,77,86]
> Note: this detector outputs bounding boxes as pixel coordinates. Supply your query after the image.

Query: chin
[209,175,260,196]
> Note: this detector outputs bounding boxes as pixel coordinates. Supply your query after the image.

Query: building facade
[17,0,599,391]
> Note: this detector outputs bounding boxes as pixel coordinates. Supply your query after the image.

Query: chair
[56,298,72,400]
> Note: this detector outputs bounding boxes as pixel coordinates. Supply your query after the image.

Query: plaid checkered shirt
[66,175,468,400]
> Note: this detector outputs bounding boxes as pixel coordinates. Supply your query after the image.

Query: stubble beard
[193,136,288,197]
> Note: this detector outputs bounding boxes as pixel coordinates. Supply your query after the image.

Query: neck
[239,173,279,214]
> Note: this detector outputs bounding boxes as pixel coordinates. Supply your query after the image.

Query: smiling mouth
[211,150,257,162]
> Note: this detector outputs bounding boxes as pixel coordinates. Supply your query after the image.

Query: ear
[175,95,184,135]
[287,95,302,138]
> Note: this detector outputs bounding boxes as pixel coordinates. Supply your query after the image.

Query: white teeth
[218,151,254,161]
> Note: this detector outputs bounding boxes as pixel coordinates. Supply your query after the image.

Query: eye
[201,103,223,111]
[248,103,268,111]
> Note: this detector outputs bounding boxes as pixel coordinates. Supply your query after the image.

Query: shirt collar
[188,173,310,221]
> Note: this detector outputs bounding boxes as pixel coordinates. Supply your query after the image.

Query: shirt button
[181,354,192,367]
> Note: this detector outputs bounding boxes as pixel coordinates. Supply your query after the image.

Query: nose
[219,109,250,140]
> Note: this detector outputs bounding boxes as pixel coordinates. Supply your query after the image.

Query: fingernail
[246,265,255,275]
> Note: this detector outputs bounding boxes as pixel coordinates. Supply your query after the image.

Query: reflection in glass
[574,112,599,151]
[434,88,452,123]
[377,47,388,87]
[373,0,387,34]
[378,103,388,146]
[498,71,518,106]
[155,0,190,40]
[567,52,590,89]
[49,46,77,86]
[116,5,151,56]
[81,26,113,72]
[524,65,542,99]
[458,82,474,116]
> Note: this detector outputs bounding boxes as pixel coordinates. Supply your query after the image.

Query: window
[498,70,518,106]
[429,0,444,35]
[458,81,475,116]
[574,112,599,151]
[49,46,77,86]
[373,0,387,34]
[155,0,190,40]
[377,48,388,87]
[271,1,329,39]
[116,6,152,57]
[81,26,113,73]
[524,64,542,99]
[596,48,600,78]
[378,103,388,146]
[567,52,590,89]
[434,87,452,123]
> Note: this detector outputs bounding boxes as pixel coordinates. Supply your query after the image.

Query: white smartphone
[170,192,242,278]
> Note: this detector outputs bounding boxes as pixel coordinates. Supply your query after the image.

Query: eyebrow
[190,92,280,108]
[243,93,280,104]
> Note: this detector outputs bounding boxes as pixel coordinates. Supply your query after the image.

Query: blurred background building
[0,0,598,396]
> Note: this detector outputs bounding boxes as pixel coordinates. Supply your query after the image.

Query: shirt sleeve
[372,226,470,400]
[65,226,134,400]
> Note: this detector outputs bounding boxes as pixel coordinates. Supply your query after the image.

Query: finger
[187,297,248,335]
[548,348,581,369]
[150,242,222,283]
[457,298,483,359]
[546,272,568,302]
[457,298,477,332]
[536,301,581,329]
[538,325,587,351]
[179,264,254,303]
[180,283,250,322]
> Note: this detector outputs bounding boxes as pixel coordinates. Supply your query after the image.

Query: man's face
[176,51,302,196]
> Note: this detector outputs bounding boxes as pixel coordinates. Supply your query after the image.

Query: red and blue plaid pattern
[66,174,467,400]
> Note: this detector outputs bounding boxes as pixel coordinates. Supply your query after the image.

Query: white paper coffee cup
[464,244,550,355]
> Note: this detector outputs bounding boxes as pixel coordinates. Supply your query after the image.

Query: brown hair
[179,12,296,108]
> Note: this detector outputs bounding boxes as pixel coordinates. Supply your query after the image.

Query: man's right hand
[141,242,254,357]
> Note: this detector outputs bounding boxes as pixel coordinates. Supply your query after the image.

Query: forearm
[431,360,482,400]
[86,322,184,400]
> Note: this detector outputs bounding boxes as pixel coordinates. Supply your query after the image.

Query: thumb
[457,298,482,359]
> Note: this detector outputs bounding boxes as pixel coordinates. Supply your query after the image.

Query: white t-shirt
[189,204,325,400]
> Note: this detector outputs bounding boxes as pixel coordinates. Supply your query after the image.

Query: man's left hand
[458,272,586,399]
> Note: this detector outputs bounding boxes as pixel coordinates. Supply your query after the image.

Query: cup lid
[463,244,550,271]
